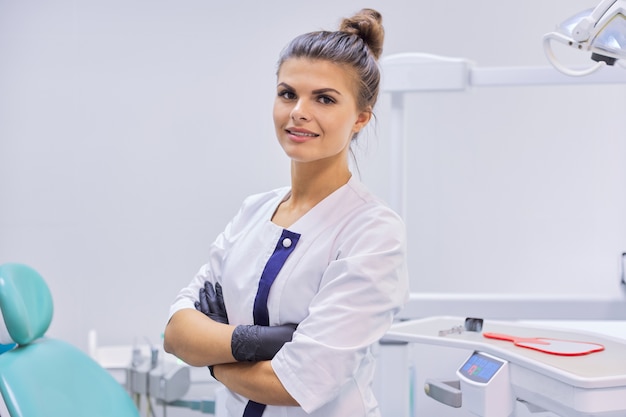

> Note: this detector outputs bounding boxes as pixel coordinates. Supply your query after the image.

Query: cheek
[273,103,288,128]
[338,114,360,137]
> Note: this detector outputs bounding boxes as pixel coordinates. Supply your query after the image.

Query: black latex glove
[231,323,297,362]
[195,281,229,324]
[194,281,229,380]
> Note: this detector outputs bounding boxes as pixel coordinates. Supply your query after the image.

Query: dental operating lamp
[543,0,626,76]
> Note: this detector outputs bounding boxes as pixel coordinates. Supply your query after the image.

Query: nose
[290,99,310,122]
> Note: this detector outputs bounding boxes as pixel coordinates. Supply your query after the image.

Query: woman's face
[273,58,371,165]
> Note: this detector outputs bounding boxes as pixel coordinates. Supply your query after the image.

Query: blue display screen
[459,352,504,383]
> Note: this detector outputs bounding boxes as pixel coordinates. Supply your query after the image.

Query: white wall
[1,0,624,351]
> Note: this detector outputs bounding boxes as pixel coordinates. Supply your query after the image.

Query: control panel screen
[458,351,505,383]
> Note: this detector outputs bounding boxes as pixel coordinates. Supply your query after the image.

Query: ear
[352,107,372,133]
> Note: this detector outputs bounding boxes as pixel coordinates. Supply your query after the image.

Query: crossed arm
[163,283,299,407]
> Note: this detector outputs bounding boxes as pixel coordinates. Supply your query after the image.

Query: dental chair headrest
[0,263,53,346]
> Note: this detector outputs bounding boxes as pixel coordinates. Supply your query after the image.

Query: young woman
[164,9,409,417]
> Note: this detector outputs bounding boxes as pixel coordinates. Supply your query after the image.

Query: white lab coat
[169,176,409,416]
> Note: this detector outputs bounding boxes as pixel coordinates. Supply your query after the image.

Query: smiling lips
[286,128,319,142]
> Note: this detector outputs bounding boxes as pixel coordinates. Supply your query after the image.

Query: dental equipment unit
[385,316,626,417]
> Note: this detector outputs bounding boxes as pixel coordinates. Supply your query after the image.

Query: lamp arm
[572,0,619,42]
[590,0,620,22]
[543,33,606,76]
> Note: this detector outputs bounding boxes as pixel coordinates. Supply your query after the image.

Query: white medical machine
[88,333,222,415]
[384,316,626,417]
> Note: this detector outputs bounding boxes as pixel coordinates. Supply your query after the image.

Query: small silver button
[282,237,292,248]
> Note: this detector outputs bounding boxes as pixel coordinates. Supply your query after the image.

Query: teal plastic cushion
[0,338,139,417]
[0,263,53,345]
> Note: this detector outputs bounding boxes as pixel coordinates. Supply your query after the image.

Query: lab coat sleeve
[167,191,275,321]
[271,205,410,413]
[168,263,218,321]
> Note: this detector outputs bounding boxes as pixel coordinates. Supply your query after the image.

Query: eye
[278,89,296,100]
[317,95,336,105]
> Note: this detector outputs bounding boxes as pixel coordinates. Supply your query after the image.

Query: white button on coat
[282,238,292,248]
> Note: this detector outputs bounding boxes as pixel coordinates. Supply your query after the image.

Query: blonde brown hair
[277,9,384,113]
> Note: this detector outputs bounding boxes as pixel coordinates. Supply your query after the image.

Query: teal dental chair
[0,263,140,417]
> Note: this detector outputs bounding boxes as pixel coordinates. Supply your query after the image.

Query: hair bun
[339,8,384,60]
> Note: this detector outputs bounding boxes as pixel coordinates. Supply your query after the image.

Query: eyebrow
[277,82,343,96]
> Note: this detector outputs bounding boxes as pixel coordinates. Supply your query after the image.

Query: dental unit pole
[380,53,626,320]
[381,52,626,222]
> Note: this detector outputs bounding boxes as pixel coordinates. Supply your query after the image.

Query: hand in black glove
[231,323,297,362]
[195,281,229,324]
[194,281,229,380]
